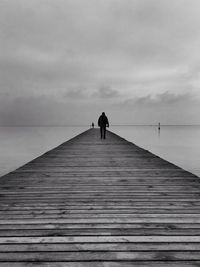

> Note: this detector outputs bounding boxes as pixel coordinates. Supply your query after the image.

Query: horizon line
[0,124,200,127]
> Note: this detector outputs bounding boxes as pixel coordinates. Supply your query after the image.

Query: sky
[0,0,200,125]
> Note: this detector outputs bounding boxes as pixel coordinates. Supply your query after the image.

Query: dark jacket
[98,114,109,128]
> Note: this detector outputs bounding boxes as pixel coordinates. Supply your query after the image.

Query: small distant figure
[158,123,161,137]
[92,122,94,128]
[98,112,109,139]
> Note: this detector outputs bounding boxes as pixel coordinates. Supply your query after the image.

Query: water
[0,126,199,177]
[112,125,200,177]
[0,126,87,177]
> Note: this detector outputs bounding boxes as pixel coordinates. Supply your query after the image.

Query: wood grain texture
[0,128,200,266]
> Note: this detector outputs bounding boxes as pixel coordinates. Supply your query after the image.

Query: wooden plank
[1,251,200,261]
[2,208,200,215]
[0,262,199,267]
[1,236,200,243]
[1,219,200,226]
[1,222,200,231]
[1,228,200,236]
[4,214,200,220]
[0,242,200,252]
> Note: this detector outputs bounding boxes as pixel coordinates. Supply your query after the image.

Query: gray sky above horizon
[0,0,200,125]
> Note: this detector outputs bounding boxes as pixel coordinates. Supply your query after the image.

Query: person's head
[102,112,105,116]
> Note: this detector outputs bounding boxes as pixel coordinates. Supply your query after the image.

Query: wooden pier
[0,128,200,266]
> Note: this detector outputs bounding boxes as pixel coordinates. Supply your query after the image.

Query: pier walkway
[0,128,200,266]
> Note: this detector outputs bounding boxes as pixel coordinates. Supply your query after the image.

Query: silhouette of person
[92,122,94,128]
[98,112,109,139]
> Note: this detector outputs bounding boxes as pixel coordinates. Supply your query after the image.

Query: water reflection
[158,127,160,138]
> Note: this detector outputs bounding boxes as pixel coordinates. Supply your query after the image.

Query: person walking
[98,112,109,139]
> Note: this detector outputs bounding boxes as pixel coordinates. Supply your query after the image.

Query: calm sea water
[112,125,200,177]
[0,126,200,177]
[0,126,87,177]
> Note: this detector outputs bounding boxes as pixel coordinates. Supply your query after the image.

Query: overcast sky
[0,0,200,125]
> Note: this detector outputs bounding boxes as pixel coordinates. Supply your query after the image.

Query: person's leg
[100,127,103,139]
[103,127,106,139]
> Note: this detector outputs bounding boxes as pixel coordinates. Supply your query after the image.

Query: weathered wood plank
[0,262,199,267]
[0,222,200,230]
[2,208,200,215]
[1,236,200,243]
[0,242,200,252]
[3,218,200,223]
[1,251,200,261]
[2,228,200,236]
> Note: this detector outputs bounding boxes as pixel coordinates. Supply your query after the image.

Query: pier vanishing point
[0,128,200,266]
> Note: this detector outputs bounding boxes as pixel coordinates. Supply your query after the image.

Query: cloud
[64,88,86,99]
[0,90,199,126]
[93,86,119,99]
[0,0,200,124]
[134,92,195,106]
[109,91,199,125]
